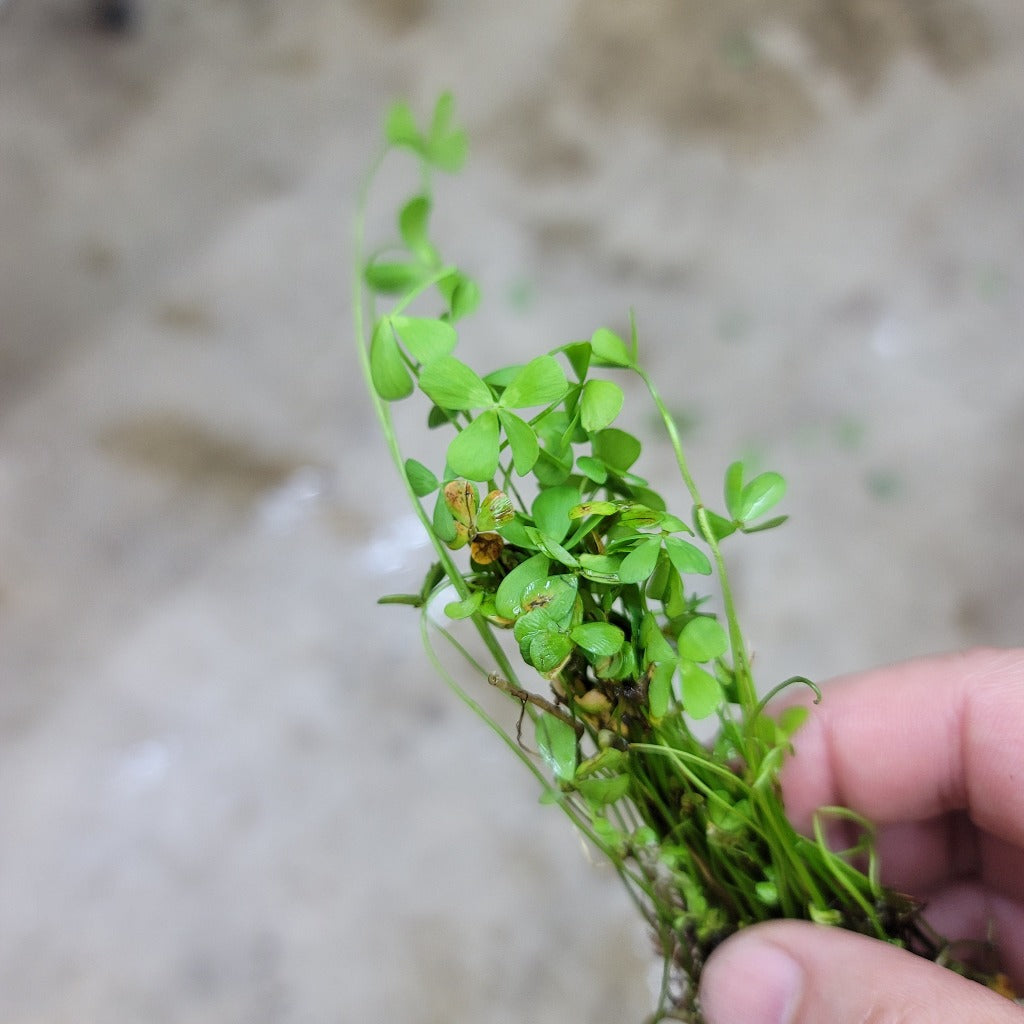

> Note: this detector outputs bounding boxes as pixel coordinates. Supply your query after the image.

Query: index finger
[779,647,1024,849]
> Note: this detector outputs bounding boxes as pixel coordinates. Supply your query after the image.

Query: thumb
[699,920,1023,1024]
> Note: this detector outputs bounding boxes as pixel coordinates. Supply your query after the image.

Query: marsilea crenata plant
[352,94,1013,1022]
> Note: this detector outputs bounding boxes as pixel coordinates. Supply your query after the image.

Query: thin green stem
[636,365,758,721]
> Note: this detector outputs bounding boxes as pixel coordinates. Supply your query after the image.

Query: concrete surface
[0,1,1022,1021]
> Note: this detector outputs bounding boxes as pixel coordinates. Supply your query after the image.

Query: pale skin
[699,647,1024,1024]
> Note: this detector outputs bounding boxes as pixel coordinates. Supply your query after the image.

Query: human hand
[699,647,1024,1024]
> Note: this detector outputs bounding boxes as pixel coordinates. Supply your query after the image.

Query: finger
[874,815,1024,903]
[779,648,1024,849]
[700,920,1024,1024]
[919,883,1024,990]
[873,811,979,890]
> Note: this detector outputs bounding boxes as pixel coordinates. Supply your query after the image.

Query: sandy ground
[0,1,1022,1021]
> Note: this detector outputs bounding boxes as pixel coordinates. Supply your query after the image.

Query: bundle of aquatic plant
[352,94,1004,1022]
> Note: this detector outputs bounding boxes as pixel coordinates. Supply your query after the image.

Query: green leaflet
[590,327,633,368]
[532,485,582,545]
[404,458,438,496]
[738,472,786,522]
[529,630,574,675]
[420,355,493,410]
[520,575,578,620]
[437,270,481,321]
[364,261,423,295]
[500,355,569,409]
[494,554,550,620]
[576,774,630,806]
[617,537,662,584]
[648,661,675,720]
[678,617,728,662]
[664,536,712,576]
[570,621,624,657]
[398,194,433,263]
[385,101,419,147]
[592,427,641,472]
[389,316,457,364]
[444,591,483,620]
[498,409,540,475]
[446,410,500,481]
[680,661,723,719]
[725,461,787,524]
[536,713,577,783]
[580,379,625,432]
[369,319,412,400]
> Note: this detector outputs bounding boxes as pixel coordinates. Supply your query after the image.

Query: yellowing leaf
[470,532,504,565]
[442,479,479,528]
[477,490,514,532]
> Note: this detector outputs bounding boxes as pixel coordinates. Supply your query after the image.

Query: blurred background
[0,1,1021,1021]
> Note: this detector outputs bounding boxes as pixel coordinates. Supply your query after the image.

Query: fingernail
[700,936,803,1024]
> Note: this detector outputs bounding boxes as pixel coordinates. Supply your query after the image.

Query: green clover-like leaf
[738,471,787,522]
[678,617,729,663]
[398,195,434,263]
[369,318,413,400]
[385,101,421,148]
[577,553,621,583]
[390,316,456,364]
[431,488,458,545]
[569,500,618,520]
[576,775,631,807]
[446,410,499,480]
[498,409,540,476]
[404,458,438,497]
[592,428,641,473]
[640,612,676,663]
[444,591,483,620]
[580,379,625,432]
[437,270,481,321]
[590,327,633,368]
[530,630,574,675]
[419,355,493,410]
[513,606,557,654]
[536,713,577,782]
[617,537,663,585]
[499,355,569,409]
[532,485,582,545]
[363,261,423,295]
[648,662,675,720]
[664,536,712,576]
[696,506,738,542]
[576,455,608,484]
[680,661,723,719]
[494,553,550,620]
[724,461,745,520]
[520,575,578,622]
[570,621,624,657]
[425,92,468,172]
[562,341,592,381]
